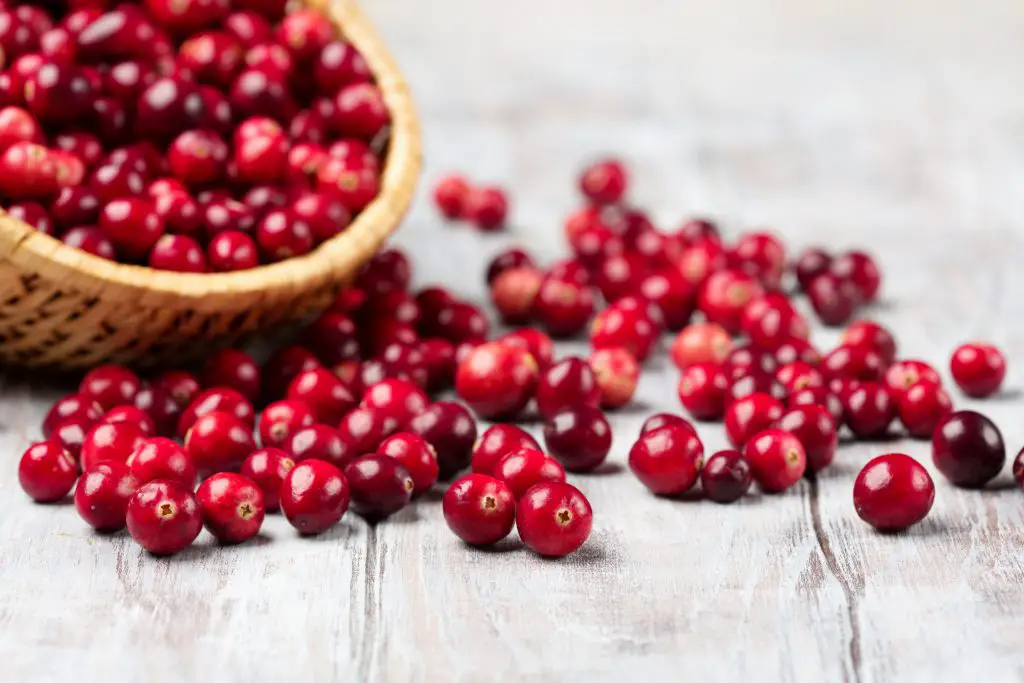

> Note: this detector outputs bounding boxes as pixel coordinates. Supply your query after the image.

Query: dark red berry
[840,320,897,365]
[854,453,934,531]
[344,454,414,519]
[535,357,601,421]
[42,393,102,438]
[280,459,349,534]
[74,461,139,531]
[543,405,612,473]
[377,432,439,496]
[896,381,953,439]
[18,441,77,502]
[533,277,594,338]
[830,250,881,303]
[775,405,837,473]
[80,421,146,470]
[931,410,1005,488]
[184,412,255,475]
[127,437,196,487]
[793,247,831,291]
[700,450,752,503]
[676,362,729,421]
[197,472,265,544]
[884,359,941,398]
[807,273,859,326]
[258,399,315,449]
[743,429,806,493]
[579,158,627,205]
[360,378,428,427]
[516,482,593,557]
[442,474,516,545]
[470,423,540,476]
[465,185,508,231]
[407,401,478,480]
[842,383,895,439]
[454,342,539,420]
[493,448,566,499]
[724,393,784,449]
[285,424,354,469]
[629,425,704,496]
[287,368,357,425]
[239,447,294,511]
[178,387,255,437]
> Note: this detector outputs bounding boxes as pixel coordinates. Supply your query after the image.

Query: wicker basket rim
[0,0,420,306]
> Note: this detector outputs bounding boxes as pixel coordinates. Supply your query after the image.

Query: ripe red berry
[807,273,859,326]
[500,328,555,371]
[493,448,566,499]
[465,186,508,231]
[360,378,428,427]
[949,341,1006,398]
[931,410,1005,488]
[184,412,256,475]
[490,267,542,325]
[697,269,764,334]
[724,392,784,449]
[280,458,350,534]
[178,387,255,437]
[543,405,612,473]
[700,450,752,503]
[377,432,439,496]
[842,382,896,439]
[830,250,881,303]
[884,359,941,398]
[578,158,627,205]
[240,447,294,511]
[74,462,140,531]
[536,357,601,420]
[433,174,471,219]
[126,480,203,555]
[590,303,658,362]
[854,453,934,531]
[18,441,77,502]
[677,362,729,421]
[80,364,142,411]
[454,342,539,420]
[80,422,147,470]
[470,423,540,476]
[126,437,196,487]
[442,474,517,545]
[743,429,807,493]
[532,277,594,338]
[775,405,837,473]
[841,320,897,365]
[201,348,262,403]
[197,473,266,544]
[287,367,357,425]
[407,401,478,480]
[896,381,953,439]
[629,425,704,496]
[670,322,732,371]
[516,482,593,557]
[589,347,640,409]
[344,454,414,519]
[42,393,103,438]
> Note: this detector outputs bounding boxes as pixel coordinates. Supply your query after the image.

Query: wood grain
[3,0,1024,680]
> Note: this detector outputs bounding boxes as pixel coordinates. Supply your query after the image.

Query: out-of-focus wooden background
[2,0,1023,681]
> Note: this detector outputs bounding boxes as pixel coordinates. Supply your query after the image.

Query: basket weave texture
[0,0,421,370]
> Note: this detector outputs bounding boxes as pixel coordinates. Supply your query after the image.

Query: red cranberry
[854,453,934,531]
[697,269,764,334]
[361,378,428,426]
[700,450,752,503]
[178,387,255,437]
[500,328,555,371]
[148,234,207,272]
[0,141,59,199]
[99,198,164,261]
[74,461,139,531]
[490,267,542,325]
[485,247,534,285]
[494,448,566,499]
[840,320,897,365]
[775,405,837,473]
[578,158,627,204]
[197,472,265,544]
[408,401,478,479]
[807,273,859,326]
[80,421,146,470]
[884,359,941,397]
[793,247,831,290]
[469,423,539,476]
[255,209,313,260]
[127,437,195,487]
[588,347,639,409]
[178,30,243,88]
[291,192,349,242]
[126,480,202,555]
[775,361,824,395]
[546,258,592,287]
[896,381,952,439]
[950,341,1006,398]
[314,40,369,91]
[280,459,349,534]
[516,481,593,557]
[377,433,439,496]
[6,201,53,235]
[458,185,506,231]
[724,392,784,449]
[419,338,456,391]
[330,82,388,138]
[101,406,156,437]
[774,337,822,367]
[258,399,315,449]
[206,230,258,271]
[433,173,471,219]
[677,362,729,421]
[64,224,117,257]
[344,454,414,519]
[670,322,732,371]
[820,344,887,383]
[286,368,357,425]
[726,371,787,405]
[240,447,294,511]
[628,425,704,496]
[261,345,320,403]
[356,248,411,296]
[675,237,729,289]
[830,250,881,303]
[244,41,292,76]
[590,303,658,362]
[532,277,595,338]
[49,187,98,232]
[931,410,1005,488]
[286,424,353,469]
[442,474,516,545]
[543,405,612,473]
[79,364,140,411]
[842,383,896,439]
[133,385,181,437]
[200,349,260,403]
[224,10,272,46]
[18,441,77,502]
[638,269,695,331]
[744,428,806,493]
[234,129,289,185]
[135,77,207,142]
[42,393,102,438]
[51,417,93,460]
[184,412,255,475]
[146,372,197,412]
[23,63,96,125]
[454,342,539,420]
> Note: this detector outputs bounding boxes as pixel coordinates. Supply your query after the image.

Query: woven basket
[0,0,421,371]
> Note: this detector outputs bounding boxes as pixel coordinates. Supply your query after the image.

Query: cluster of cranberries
[437,158,1014,533]
[0,0,386,271]
[433,173,508,232]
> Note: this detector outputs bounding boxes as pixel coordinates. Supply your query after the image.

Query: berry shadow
[986,387,1023,402]
[466,537,524,554]
[297,522,355,543]
[581,461,624,476]
[838,430,905,446]
[607,398,654,417]
[537,542,609,565]
[972,476,1020,494]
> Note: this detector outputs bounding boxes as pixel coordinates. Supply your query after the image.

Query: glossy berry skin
[724,393,784,449]
[884,359,942,398]
[578,158,627,204]
[80,364,141,411]
[775,405,838,473]
[830,250,881,303]
[433,174,471,219]
[361,378,429,428]
[516,482,593,557]
[640,413,697,437]
[896,381,953,439]
[794,247,832,291]
[127,437,196,487]
[80,422,147,470]
[134,386,182,438]
[258,400,315,449]
[377,433,439,496]
[931,410,1005,488]
[697,269,764,334]
[287,368,358,425]
[494,448,566,499]
[820,345,887,383]
[51,417,94,460]
[442,474,517,545]
[178,387,255,437]
[201,348,261,403]
[629,425,704,496]
[841,320,897,365]
[500,328,555,371]
[854,454,934,531]
[18,442,77,502]
[486,247,535,284]
[454,342,539,420]
[590,304,658,362]
[542,405,612,473]
[344,454,414,519]
[949,342,1006,398]
[676,362,728,421]
[465,186,508,231]
[74,462,140,532]
[743,429,807,493]
[240,448,294,511]
[184,412,256,475]
[42,394,103,438]
[536,357,601,421]
[1013,448,1024,491]
[842,383,896,439]
[470,424,541,476]
[670,322,733,371]
[807,273,859,327]
[285,425,353,469]
[775,362,824,395]
[126,481,203,556]
[197,473,266,544]
[532,277,595,338]
[280,459,350,534]
[407,401,478,480]
[491,267,542,325]
[589,347,640,409]
[700,450,752,503]
[99,198,165,261]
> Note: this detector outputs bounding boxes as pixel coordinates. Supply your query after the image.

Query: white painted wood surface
[3,0,1024,681]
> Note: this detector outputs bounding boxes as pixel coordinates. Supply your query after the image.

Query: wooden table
[3,0,1024,680]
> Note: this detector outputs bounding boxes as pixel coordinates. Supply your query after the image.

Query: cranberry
[490,267,542,325]
[240,447,294,511]
[830,250,881,303]
[896,381,952,439]
[775,405,837,473]
[147,234,206,272]
[854,453,934,531]
[286,368,357,425]
[637,269,695,331]
[1014,448,1024,491]
[807,273,859,326]
[433,174,471,219]
[280,459,349,534]
[743,428,806,493]
[258,399,315,449]
[531,277,594,338]
[285,424,353,469]
[344,454,414,519]
[74,461,139,531]
[774,337,822,367]
[793,247,832,290]
[127,437,196,487]
[543,405,612,473]
[135,77,206,142]
[468,423,539,477]
[291,192,349,241]
[330,82,387,138]
[726,371,787,405]
[516,481,592,557]
[126,480,202,555]
[628,425,703,496]
[196,472,265,544]
[0,141,59,199]
[950,342,1006,398]
[484,247,533,285]
[677,362,729,421]
[884,359,941,397]
[184,411,254,475]
[244,41,292,76]
[494,448,566,499]
[198,350,259,403]
[150,370,200,410]
[377,433,439,496]
[588,347,640,409]
[774,361,824,395]
[51,417,93,460]
[314,39,369,91]
[677,218,721,247]
[99,198,164,261]
[426,301,488,344]
[152,190,202,236]
[590,303,658,361]
[931,410,1005,488]
[820,344,887,384]
[724,392,784,449]
[24,63,96,125]
[841,320,897,365]
[442,474,516,545]
[178,387,255,437]
[729,231,786,289]
[49,187,98,231]
[842,383,896,439]
[546,258,592,287]
[356,248,411,296]
[745,304,808,352]
[18,441,77,502]
[275,8,333,60]
[224,10,272,46]
[578,158,627,204]
[234,130,289,185]
[500,328,555,371]
[361,378,428,426]
[670,322,733,371]
[700,450,752,503]
[42,393,102,438]
[79,421,146,470]
[78,364,140,412]
[207,230,259,271]
[260,346,320,403]
[453,342,538,420]
[407,401,478,479]
[101,406,156,437]
[134,385,181,437]
[697,269,764,334]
